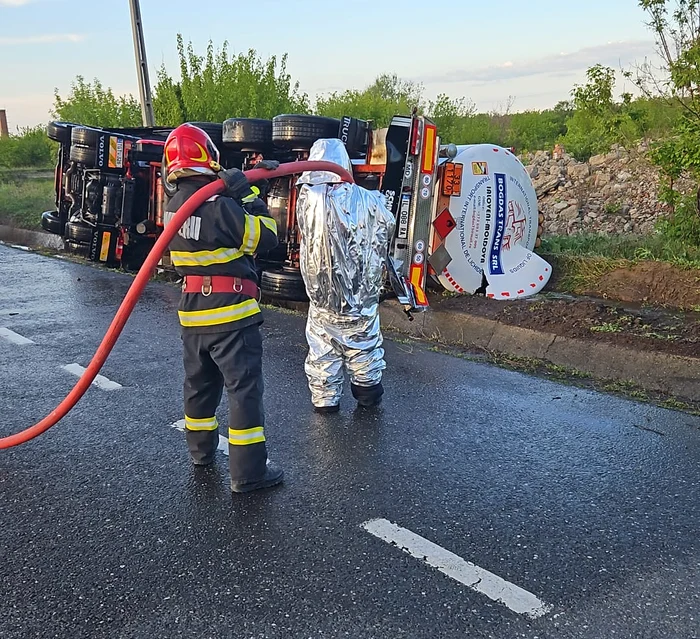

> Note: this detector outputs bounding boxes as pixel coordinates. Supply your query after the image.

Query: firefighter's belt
[182,275,259,298]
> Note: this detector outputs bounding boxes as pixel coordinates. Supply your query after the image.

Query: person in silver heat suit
[296,138,396,413]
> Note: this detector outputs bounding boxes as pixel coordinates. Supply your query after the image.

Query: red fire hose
[0,161,354,449]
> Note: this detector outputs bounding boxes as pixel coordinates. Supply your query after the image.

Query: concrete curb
[0,224,63,251]
[380,303,700,400]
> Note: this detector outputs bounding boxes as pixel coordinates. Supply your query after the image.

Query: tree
[152,35,310,125]
[315,74,424,127]
[52,76,142,128]
[633,0,700,246]
[427,94,475,143]
[560,64,643,160]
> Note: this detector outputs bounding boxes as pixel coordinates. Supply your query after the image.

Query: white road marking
[10,244,30,251]
[0,327,35,345]
[362,518,552,619]
[62,363,123,390]
[170,419,228,455]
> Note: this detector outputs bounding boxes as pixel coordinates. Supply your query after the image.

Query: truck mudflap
[434,144,552,299]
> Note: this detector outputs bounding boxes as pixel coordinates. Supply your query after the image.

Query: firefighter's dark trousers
[182,323,268,482]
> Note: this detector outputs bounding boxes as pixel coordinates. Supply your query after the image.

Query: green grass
[540,233,700,269]
[0,178,54,230]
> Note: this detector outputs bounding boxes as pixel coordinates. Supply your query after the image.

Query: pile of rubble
[523,143,688,237]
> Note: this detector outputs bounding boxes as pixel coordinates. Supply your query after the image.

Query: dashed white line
[170,419,228,455]
[362,518,552,619]
[62,363,123,390]
[0,327,35,345]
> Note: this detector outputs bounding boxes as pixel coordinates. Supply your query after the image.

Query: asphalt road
[0,243,698,639]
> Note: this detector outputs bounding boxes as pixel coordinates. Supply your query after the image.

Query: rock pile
[522,143,690,237]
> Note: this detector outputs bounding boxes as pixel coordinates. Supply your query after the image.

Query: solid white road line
[362,518,552,619]
[10,244,30,251]
[170,419,228,455]
[0,327,35,345]
[62,363,123,391]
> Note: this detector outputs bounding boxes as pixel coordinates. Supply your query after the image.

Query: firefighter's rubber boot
[351,382,384,408]
[313,404,340,414]
[230,461,284,494]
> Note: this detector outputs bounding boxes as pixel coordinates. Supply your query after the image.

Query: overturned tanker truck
[41,112,551,314]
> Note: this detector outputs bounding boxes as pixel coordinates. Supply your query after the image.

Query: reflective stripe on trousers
[185,415,218,431]
[229,426,265,445]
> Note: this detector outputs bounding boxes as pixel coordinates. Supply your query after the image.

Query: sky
[0,0,661,131]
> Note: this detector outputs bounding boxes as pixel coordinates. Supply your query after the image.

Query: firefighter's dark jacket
[165,177,279,334]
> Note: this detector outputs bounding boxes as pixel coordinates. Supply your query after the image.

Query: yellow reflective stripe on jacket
[185,415,218,431]
[242,215,261,254]
[170,246,244,267]
[178,298,260,328]
[260,216,277,234]
[228,426,265,445]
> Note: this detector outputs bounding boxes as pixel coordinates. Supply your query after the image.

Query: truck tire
[69,144,96,165]
[47,122,75,144]
[260,267,309,301]
[65,221,94,244]
[222,118,273,150]
[272,115,340,149]
[71,126,105,147]
[187,122,224,148]
[40,210,63,235]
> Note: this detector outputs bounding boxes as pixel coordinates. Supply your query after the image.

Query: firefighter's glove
[254,159,280,170]
[218,167,249,199]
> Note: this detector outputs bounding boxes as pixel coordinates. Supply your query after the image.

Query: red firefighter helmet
[163,123,221,183]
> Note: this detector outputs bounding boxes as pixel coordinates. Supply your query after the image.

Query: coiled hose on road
[0,161,354,449]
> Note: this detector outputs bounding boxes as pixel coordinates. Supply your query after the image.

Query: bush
[656,194,700,248]
[0,127,57,169]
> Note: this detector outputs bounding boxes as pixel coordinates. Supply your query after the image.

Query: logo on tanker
[502,200,527,251]
[488,173,507,276]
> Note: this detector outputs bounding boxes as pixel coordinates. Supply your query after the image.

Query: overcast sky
[0,0,660,131]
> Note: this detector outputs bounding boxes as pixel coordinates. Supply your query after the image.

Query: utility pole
[0,110,8,138]
[128,0,155,127]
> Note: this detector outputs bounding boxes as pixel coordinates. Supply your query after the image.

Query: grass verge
[541,233,700,268]
[0,178,54,230]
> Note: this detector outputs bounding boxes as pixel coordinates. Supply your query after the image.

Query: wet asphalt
[0,243,698,639]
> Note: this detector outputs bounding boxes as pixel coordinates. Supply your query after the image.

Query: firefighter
[162,123,283,493]
[295,138,396,412]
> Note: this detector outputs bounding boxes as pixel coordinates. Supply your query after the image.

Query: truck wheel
[65,221,94,244]
[222,118,273,150]
[69,144,96,165]
[187,122,224,148]
[40,210,63,235]
[260,267,309,301]
[47,122,75,144]
[272,115,340,149]
[70,126,105,147]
